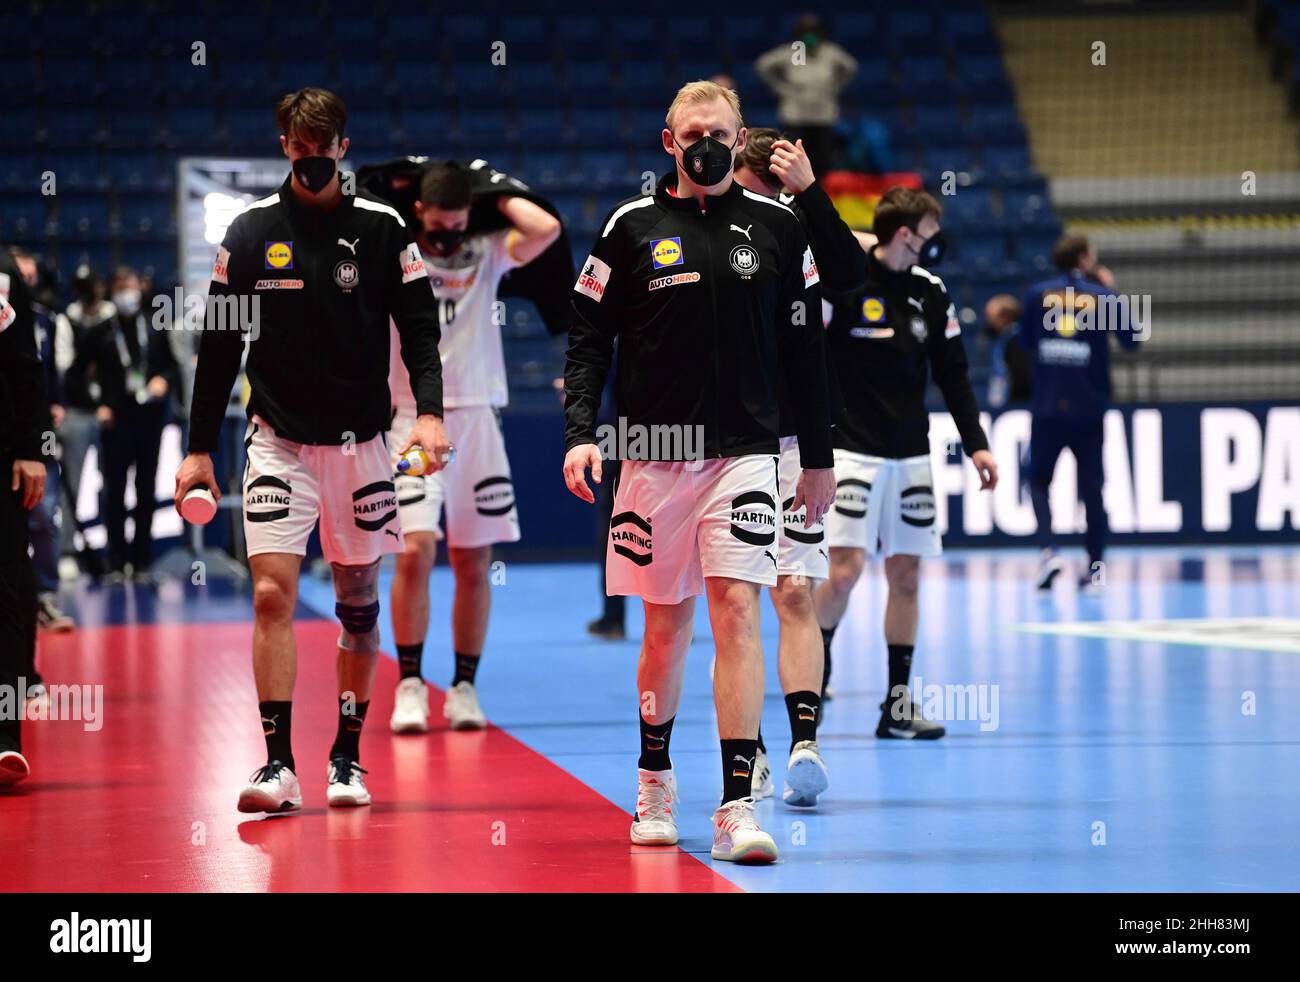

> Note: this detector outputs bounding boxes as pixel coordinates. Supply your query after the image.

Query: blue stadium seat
[510,62,563,107]
[555,16,604,47]
[0,155,41,192]
[1012,228,1063,270]
[619,61,672,105]
[340,60,390,105]
[982,143,1034,179]
[451,62,513,106]
[954,54,1007,83]
[943,185,996,224]
[41,57,99,100]
[44,108,105,149]
[505,15,548,43]
[332,15,381,48]
[346,109,399,148]
[832,12,881,45]
[397,109,455,147]
[565,60,614,91]
[911,104,965,137]
[444,14,494,47]
[900,56,950,85]
[42,152,102,192]
[277,58,335,92]
[386,14,439,57]
[458,108,514,150]
[581,150,636,191]
[517,107,570,141]
[62,243,114,278]
[225,109,279,153]
[107,152,169,193]
[118,197,174,239]
[106,107,163,150]
[164,106,223,151]
[503,40,554,63]
[1001,186,1052,224]
[55,194,112,239]
[845,59,895,95]
[954,230,1010,274]
[521,149,578,191]
[0,196,51,239]
[919,142,979,176]
[102,58,157,96]
[121,241,178,287]
[392,60,444,101]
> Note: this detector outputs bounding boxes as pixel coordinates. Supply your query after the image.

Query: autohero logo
[473,476,516,517]
[611,511,652,566]
[50,912,151,962]
[648,271,700,292]
[728,491,777,546]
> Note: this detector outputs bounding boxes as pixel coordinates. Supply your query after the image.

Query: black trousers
[0,454,37,752]
[101,402,166,571]
[1028,415,1107,565]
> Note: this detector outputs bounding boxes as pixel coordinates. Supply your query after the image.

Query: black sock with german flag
[720,738,759,804]
[638,715,674,771]
[784,690,820,749]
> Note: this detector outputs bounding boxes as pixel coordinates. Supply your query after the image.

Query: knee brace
[331,559,381,652]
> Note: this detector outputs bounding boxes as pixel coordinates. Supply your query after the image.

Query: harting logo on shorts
[834,478,870,519]
[245,475,291,523]
[728,491,776,546]
[611,511,652,566]
[781,495,825,543]
[474,476,516,517]
[899,486,937,527]
[352,480,398,532]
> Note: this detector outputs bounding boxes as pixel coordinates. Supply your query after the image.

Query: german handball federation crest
[729,244,760,277]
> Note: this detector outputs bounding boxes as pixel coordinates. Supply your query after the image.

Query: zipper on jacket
[702,205,722,459]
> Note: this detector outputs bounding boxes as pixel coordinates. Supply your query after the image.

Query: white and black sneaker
[390,677,430,734]
[876,692,946,740]
[443,681,487,731]
[237,761,303,814]
[782,740,829,807]
[751,746,774,800]
[326,755,372,807]
[1035,548,1065,591]
[711,797,778,864]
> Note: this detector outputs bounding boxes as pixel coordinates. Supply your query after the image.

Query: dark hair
[419,163,472,210]
[1052,233,1091,273]
[735,126,783,189]
[276,87,347,145]
[872,186,942,245]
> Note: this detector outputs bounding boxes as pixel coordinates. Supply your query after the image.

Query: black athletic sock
[259,700,294,772]
[638,714,674,771]
[785,690,820,748]
[756,727,766,753]
[452,651,479,686]
[397,642,424,681]
[721,738,760,804]
[330,697,370,761]
[821,626,836,694]
[888,644,914,703]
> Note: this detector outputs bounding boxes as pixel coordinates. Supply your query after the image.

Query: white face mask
[113,288,141,316]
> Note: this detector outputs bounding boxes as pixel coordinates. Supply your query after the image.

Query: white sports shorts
[388,405,521,549]
[824,450,941,558]
[606,454,780,606]
[242,415,403,566]
[776,436,829,580]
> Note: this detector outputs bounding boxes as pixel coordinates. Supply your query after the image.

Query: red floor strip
[0,621,737,893]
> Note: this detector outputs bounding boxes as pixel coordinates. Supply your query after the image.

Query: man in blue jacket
[1020,234,1142,592]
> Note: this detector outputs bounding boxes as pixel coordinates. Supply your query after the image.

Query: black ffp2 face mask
[676,134,737,188]
[293,155,338,194]
[423,228,466,255]
[911,228,947,267]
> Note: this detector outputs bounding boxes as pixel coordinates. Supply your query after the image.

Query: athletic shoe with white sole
[0,750,31,788]
[711,797,778,863]
[782,740,829,807]
[326,755,371,807]
[630,768,679,845]
[443,681,487,730]
[390,677,430,734]
[237,761,302,814]
[1035,548,1065,591]
[751,746,774,800]
[876,693,946,740]
[1078,573,1105,596]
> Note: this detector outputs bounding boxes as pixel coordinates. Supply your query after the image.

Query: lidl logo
[651,237,684,269]
[264,241,293,270]
[862,297,885,322]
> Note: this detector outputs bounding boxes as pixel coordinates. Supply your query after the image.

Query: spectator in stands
[1021,234,1141,594]
[982,294,1032,407]
[56,265,115,579]
[11,250,74,631]
[756,13,857,172]
[91,266,178,582]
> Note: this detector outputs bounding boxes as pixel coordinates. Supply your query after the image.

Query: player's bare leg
[770,574,829,806]
[327,559,383,805]
[443,545,492,729]
[390,531,437,733]
[813,545,866,698]
[878,553,943,739]
[238,552,303,814]
[629,598,693,846]
[706,576,777,862]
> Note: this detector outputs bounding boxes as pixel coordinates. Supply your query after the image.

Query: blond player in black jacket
[563,81,835,863]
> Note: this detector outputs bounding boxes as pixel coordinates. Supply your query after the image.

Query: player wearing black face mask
[177,87,450,817]
[812,186,998,742]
